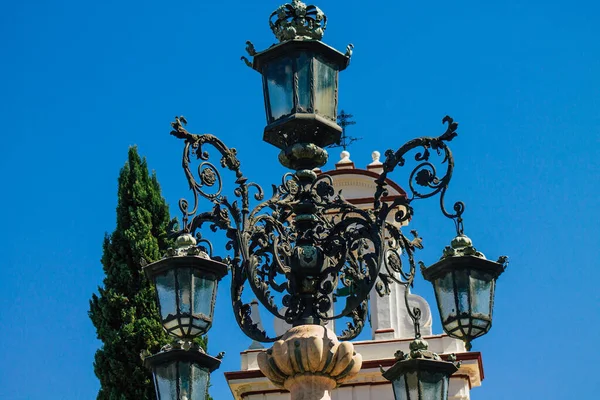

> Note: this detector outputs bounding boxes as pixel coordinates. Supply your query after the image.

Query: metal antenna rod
[331,110,361,150]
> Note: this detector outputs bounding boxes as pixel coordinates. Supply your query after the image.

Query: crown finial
[269,0,327,42]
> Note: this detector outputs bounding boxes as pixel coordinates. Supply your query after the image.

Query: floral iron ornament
[167,114,466,343]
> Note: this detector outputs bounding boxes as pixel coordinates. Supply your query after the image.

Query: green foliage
[89,147,206,399]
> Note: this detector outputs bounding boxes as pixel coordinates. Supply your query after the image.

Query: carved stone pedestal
[257,325,362,400]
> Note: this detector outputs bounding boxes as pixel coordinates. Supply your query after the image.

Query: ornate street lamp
[242,1,352,154]
[140,1,507,398]
[422,234,507,350]
[143,234,228,339]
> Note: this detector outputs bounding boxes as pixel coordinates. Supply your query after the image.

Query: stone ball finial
[257,325,362,391]
[340,150,351,162]
[372,151,380,162]
[368,150,383,170]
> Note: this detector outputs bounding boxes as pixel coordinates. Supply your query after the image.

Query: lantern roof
[250,39,350,73]
[382,357,459,382]
[382,337,459,391]
[143,254,228,279]
[143,233,229,280]
[143,343,222,373]
[422,254,506,282]
[421,234,507,281]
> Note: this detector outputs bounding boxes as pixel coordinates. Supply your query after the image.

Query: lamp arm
[372,115,467,338]
[170,116,263,232]
[171,116,290,341]
[374,115,465,235]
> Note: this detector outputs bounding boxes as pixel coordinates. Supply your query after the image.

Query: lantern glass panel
[470,270,492,316]
[154,362,177,399]
[391,374,406,400]
[180,361,191,399]
[406,372,419,399]
[434,272,456,324]
[313,57,336,120]
[454,270,470,315]
[152,361,210,400]
[191,365,210,398]
[420,370,449,400]
[178,268,192,314]
[391,374,408,400]
[296,52,312,112]
[265,58,294,121]
[156,270,177,322]
[192,271,216,319]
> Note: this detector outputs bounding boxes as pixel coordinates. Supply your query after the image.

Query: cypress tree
[89,146,173,399]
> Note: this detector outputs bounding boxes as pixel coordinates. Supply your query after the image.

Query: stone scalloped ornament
[257,325,362,393]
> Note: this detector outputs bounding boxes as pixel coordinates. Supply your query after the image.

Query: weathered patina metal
[270,0,327,42]
[381,337,459,400]
[421,234,508,350]
[166,114,464,343]
[244,38,351,153]
[142,232,228,339]
[241,1,354,160]
[141,341,222,400]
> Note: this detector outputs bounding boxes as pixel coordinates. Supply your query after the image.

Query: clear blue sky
[1,0,598,399]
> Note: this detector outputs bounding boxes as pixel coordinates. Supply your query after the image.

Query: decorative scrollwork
[338,299,368,341]
[170,117,280,342]
[370,116,466,339]
[168,114,463,343]
[375,116,464,235]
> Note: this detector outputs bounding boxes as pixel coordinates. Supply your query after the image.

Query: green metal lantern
[144,234,228,339]
[243,0,352,150]
[143,344,221,400]
[382,339,459,400]
[422,235,507,350]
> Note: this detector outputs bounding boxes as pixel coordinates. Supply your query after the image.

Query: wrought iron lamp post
[141,1,508,399]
